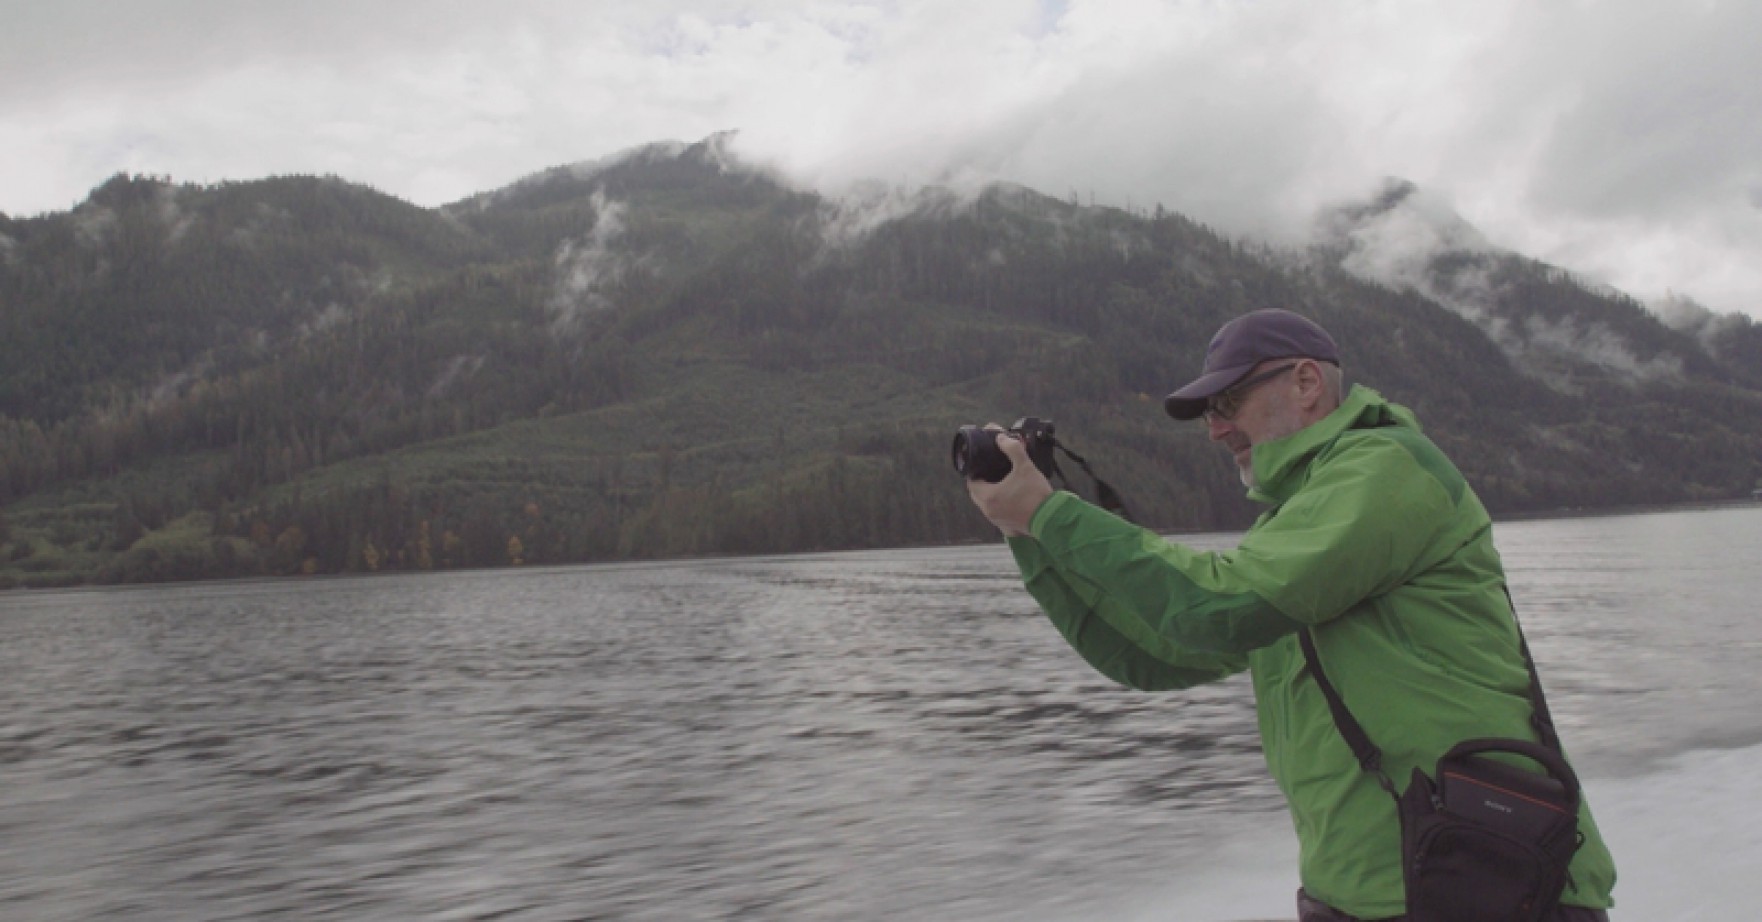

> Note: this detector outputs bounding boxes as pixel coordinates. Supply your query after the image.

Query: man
[967,309,1616,921]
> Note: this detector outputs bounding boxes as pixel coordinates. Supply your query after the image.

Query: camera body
[952,417,1059,483]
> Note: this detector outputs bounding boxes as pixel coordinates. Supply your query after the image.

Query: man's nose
[1205,411,1233,441]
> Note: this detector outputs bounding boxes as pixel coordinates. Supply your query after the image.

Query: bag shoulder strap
[1504,587,1564,754]
[1298,628,1396,794]
[1297,585,1564,788]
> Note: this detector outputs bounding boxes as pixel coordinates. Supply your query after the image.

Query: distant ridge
[2,135,1759,588]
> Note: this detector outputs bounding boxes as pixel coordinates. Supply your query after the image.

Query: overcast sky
[4,0,1759,318]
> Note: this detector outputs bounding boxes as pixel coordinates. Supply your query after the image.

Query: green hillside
[3,136,1760,588]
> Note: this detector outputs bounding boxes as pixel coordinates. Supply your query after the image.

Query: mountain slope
[2,141,1759,588]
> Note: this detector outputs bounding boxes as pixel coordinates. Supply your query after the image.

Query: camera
[952,417,1059,483]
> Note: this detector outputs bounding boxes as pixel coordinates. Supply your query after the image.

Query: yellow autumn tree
[415,521,434,570]
[362,537,381,572]
[441,530,464,567]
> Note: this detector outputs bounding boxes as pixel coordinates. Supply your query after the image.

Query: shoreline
[4,496,1759,595]
[1490,496,1762,524]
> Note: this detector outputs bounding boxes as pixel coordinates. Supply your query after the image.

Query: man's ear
[1294,360,1326,408]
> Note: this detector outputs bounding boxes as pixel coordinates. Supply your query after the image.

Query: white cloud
[1,0,1759,319]
[550,190,633,333]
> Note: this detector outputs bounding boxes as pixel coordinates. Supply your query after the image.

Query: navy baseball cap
[1164,309,1341,420]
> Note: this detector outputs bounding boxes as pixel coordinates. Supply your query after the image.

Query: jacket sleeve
[1009,535,1248,690]
[1025,434,1458,656]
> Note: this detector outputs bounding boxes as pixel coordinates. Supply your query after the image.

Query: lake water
[3,504,1760,921]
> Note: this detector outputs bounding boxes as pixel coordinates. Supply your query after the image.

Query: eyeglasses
[1204,363,1299,421]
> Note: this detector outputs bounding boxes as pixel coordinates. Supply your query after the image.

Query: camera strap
[1049,440,1135,523]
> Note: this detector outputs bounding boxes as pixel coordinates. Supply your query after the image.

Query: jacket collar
[1245,385,1411,506]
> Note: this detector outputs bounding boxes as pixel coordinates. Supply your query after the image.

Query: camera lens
[952,426,1011,482]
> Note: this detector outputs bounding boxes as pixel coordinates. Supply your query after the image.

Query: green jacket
[1007,386,1615,918]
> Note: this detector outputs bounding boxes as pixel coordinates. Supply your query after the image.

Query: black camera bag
[1396,738,1581,921]
[1298,592,1583,922]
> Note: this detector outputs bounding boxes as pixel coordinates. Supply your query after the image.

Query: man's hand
[965,427,1054,538]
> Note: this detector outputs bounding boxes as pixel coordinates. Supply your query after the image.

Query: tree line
[4,159,1761,589]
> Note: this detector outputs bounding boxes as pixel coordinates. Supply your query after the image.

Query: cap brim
[1163,363,1258,420]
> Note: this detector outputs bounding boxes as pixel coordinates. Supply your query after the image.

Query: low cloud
[4,0,1760,318]
[297,303,350,339]
[812,182,976,252]
[155,184,194,245]
[71,204,117,247]
[1655,291,1753,348]
[1515,314,1685,390]
[1326,180,1685,388]
[427,353,485,399]
[1331,180,1496,299]
[549,189,633,333]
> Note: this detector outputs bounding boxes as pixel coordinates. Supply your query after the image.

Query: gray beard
[1238,406,1310,490]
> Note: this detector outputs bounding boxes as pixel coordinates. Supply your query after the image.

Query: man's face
[1204,361,1307,488]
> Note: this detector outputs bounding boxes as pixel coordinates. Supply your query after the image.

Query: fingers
[968,477,1034,537]
[995,432,1030,466]
[964,424,1050,539]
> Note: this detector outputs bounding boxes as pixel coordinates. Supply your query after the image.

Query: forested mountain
[3,135,1760,588]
